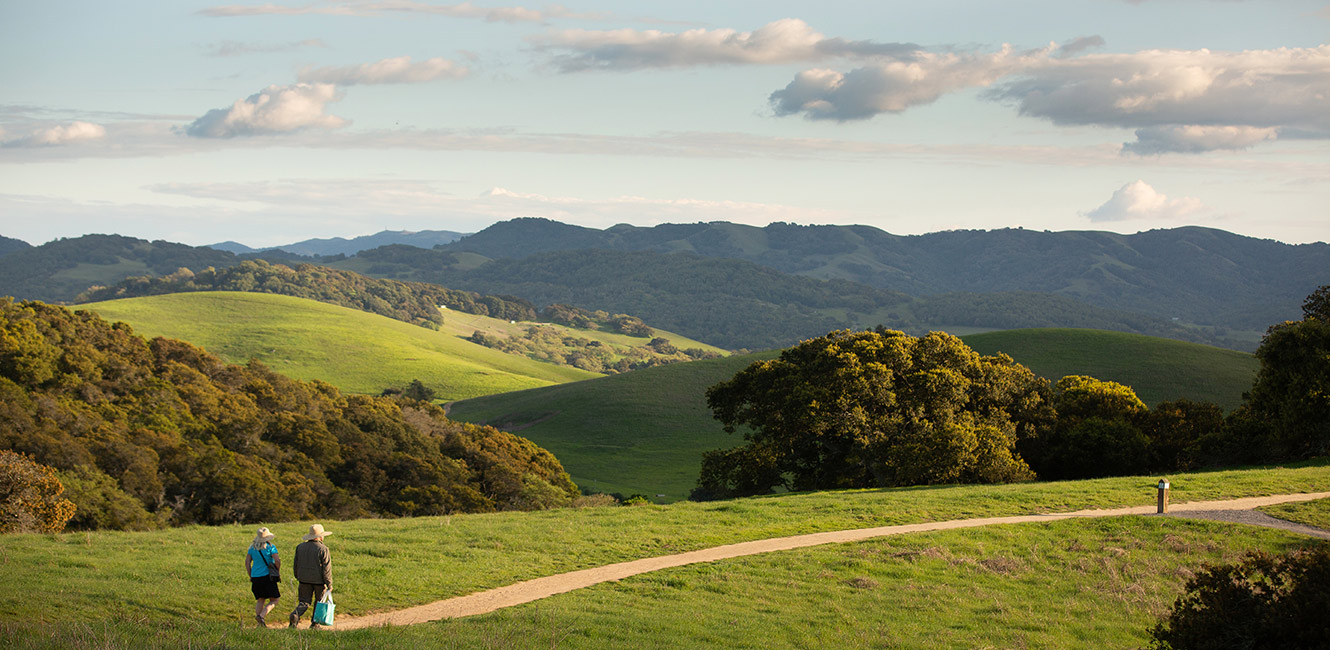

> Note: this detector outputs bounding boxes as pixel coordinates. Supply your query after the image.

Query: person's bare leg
[254,599,266,626]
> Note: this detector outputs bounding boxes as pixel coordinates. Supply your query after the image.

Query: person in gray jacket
[287,523,333,629]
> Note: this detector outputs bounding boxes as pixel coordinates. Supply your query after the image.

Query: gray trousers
[290,582,327,619]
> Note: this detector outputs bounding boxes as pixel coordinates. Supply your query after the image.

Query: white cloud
[775,44,1330,153]
[1,121,106,147]
[771,46,1039,121]
[298,56,468,85]
[200,1,586,23]
[185,83,347,138]
[1082,180,1205,222]
[1124,125,1279,154]
[990,47,1330,133]
[536,19,919,71]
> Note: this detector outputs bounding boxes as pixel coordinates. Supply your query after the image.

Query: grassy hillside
[81,292,598,400]
[963,328,1258,410]
[4,464,1328,649]
[452,328,1258,499]
[450,351,779,500]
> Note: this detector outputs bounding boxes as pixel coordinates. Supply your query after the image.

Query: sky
[1,0,1328,248]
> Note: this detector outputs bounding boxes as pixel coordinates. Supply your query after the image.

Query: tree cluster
[1018,377,1223,480]
[468,324,718,375]
[693,285,1330,500]
[0,299,579,532]
[539,304,655,338]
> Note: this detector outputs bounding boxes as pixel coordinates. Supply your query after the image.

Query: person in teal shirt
[244,527,281,626]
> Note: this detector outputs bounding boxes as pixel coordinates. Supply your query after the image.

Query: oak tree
[698,329,1051,498]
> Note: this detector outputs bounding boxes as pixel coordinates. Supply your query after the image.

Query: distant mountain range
[356,246,1210,350]
[2,220,1325,352]
[208,229,466,257]
[438,219,1329,332]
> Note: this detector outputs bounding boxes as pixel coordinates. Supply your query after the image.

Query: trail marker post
[1156,479,1170,513]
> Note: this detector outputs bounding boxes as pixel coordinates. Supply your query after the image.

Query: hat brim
[302,531,332,540]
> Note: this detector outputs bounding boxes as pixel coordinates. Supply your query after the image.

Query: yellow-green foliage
[0,450,75,534]
[0,298,579,531]
[700,329,1052,498]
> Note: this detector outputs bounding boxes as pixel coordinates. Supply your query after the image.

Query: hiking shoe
[288,613,298,629]
[255,613,266,627]
[310,623,321,630]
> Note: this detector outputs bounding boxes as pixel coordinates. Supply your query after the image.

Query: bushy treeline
[694,286,1330,499]
[79,259,537,327]
[0,299,579,532]
[541,303,654,337]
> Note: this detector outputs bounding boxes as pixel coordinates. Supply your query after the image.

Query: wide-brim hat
[253,527,276,545]
[302,523,333,541]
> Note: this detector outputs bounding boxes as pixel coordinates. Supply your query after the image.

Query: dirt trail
[333,491,1330,630]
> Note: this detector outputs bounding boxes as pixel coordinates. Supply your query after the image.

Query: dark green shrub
[1148,545,1330,650]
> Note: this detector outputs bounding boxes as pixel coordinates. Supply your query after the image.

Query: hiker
[244,527,281,627]
[288,523,333,629]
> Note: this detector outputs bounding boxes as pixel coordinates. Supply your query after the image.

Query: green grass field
[80,292,598,401]
[1260,496,1330,529]
[449,351,779,500]
[4,463,1328,649]
[963,328,1258,410]
[451,328,1259,500]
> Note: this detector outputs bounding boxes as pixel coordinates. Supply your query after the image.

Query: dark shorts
[250,576,280,600]
[297,581,327,605]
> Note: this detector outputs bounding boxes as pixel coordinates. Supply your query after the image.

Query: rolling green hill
[80,291,599,400]
[449,351,779,500]
[451,328,1258,500]
[963,328,1258,410]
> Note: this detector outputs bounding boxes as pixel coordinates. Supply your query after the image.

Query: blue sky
[2,0,1327,247]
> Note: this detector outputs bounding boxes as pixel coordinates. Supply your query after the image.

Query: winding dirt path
[334,491,1330,630]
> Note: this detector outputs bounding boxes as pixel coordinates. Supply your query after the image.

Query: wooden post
[1157,479,1170,513]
